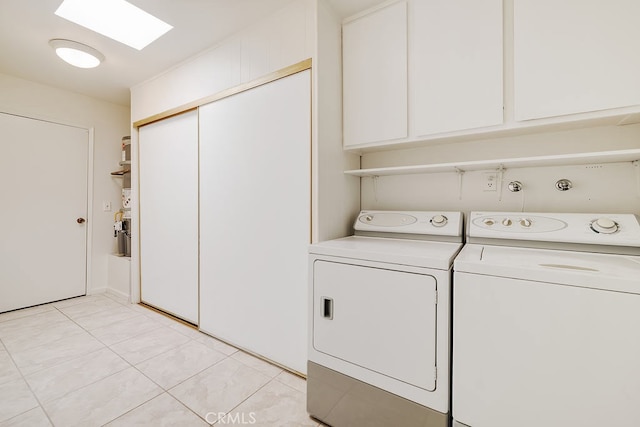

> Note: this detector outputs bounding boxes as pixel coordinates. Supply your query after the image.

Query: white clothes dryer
[453,212,640,427]
[308,210,464,427]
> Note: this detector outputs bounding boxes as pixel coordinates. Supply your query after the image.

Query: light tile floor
[0,294,321,426]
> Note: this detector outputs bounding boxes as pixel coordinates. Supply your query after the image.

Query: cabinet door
[343,1,408,147]
[514,0,640,121]
[139,110,199,324]
[411,0,503,136]
[313,261,437,391]
[199,70,311,374]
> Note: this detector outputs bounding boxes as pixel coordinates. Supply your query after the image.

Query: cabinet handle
[321,297,333,320]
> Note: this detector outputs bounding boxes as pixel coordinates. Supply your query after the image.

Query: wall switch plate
[483,173,498,192]
[102,201,112,212]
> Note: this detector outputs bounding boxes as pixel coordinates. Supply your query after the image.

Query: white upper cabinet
[343,0,640,153]
[343,0,503,149]
[514,0,640,121]
[411,0,503,136]
[343,1,408,147]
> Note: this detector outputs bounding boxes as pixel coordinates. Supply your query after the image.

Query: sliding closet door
[139,110,199,324]
[199,70,310,374]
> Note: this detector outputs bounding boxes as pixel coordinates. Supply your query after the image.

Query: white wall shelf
[345,149,640,177]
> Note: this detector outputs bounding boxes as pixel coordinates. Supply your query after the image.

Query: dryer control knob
[431,214,448,227]
[591,218,618,234]
[502,218,513,226]
[483,218,495,226]
[520,218,532,228]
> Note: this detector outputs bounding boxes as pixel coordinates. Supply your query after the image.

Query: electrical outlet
[483,173,498,192]
[102,201,112,212]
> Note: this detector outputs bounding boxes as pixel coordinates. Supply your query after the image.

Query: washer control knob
[483,218,495,226]
[365,215,373,222]
[591,218,618,234]
[520,218,532,228]
[431,214,448,227]
[502,218,513,226]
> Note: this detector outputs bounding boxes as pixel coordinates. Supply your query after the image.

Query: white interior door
[199,70,311,374]
[139,110,199,324]
[0,112,88,313]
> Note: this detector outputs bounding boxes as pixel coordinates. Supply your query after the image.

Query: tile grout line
[86,319,165,348]
[105,331,191,367]
[3,296,314,426]
[18,302,117,426]
[9,306,106,377]
[1,331,56,427]
[90,305,233,421]
[1,297,133,426]
[207,355,294,424]
[101,335,232,424]
[91,306,180,425]
[1,296,131,426]
[99,391,204,426]
[128,337,234,425]
[96,380,164,426]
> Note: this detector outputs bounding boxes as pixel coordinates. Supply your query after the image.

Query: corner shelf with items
[110,136,132,257]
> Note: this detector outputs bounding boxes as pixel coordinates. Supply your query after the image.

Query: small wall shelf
[110,169,130,176]
[111,161,132,176]
[345,148,640,177]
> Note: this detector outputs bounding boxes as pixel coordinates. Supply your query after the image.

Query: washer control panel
[355,210,463,237]
[474,214,567,233]
[469,212,640,247]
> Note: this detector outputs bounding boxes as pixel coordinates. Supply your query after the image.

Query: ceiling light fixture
[49,39,105,68]
[54,0,173,50]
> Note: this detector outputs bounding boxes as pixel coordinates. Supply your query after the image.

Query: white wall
[361,124,640,214]
[0,72,130,295]
[314,0,361,241]
[130,0,314,123]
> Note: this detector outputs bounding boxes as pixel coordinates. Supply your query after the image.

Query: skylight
[54,0,173,50]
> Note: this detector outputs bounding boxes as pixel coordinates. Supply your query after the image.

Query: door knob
[77,218,86,224]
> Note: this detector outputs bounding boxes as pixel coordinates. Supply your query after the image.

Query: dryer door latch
[321,297,333,320]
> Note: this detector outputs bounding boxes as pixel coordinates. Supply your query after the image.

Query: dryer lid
[455,244,640,294]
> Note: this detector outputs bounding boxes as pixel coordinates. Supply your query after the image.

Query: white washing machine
[453,212,640,427]
[307,210,464,427]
